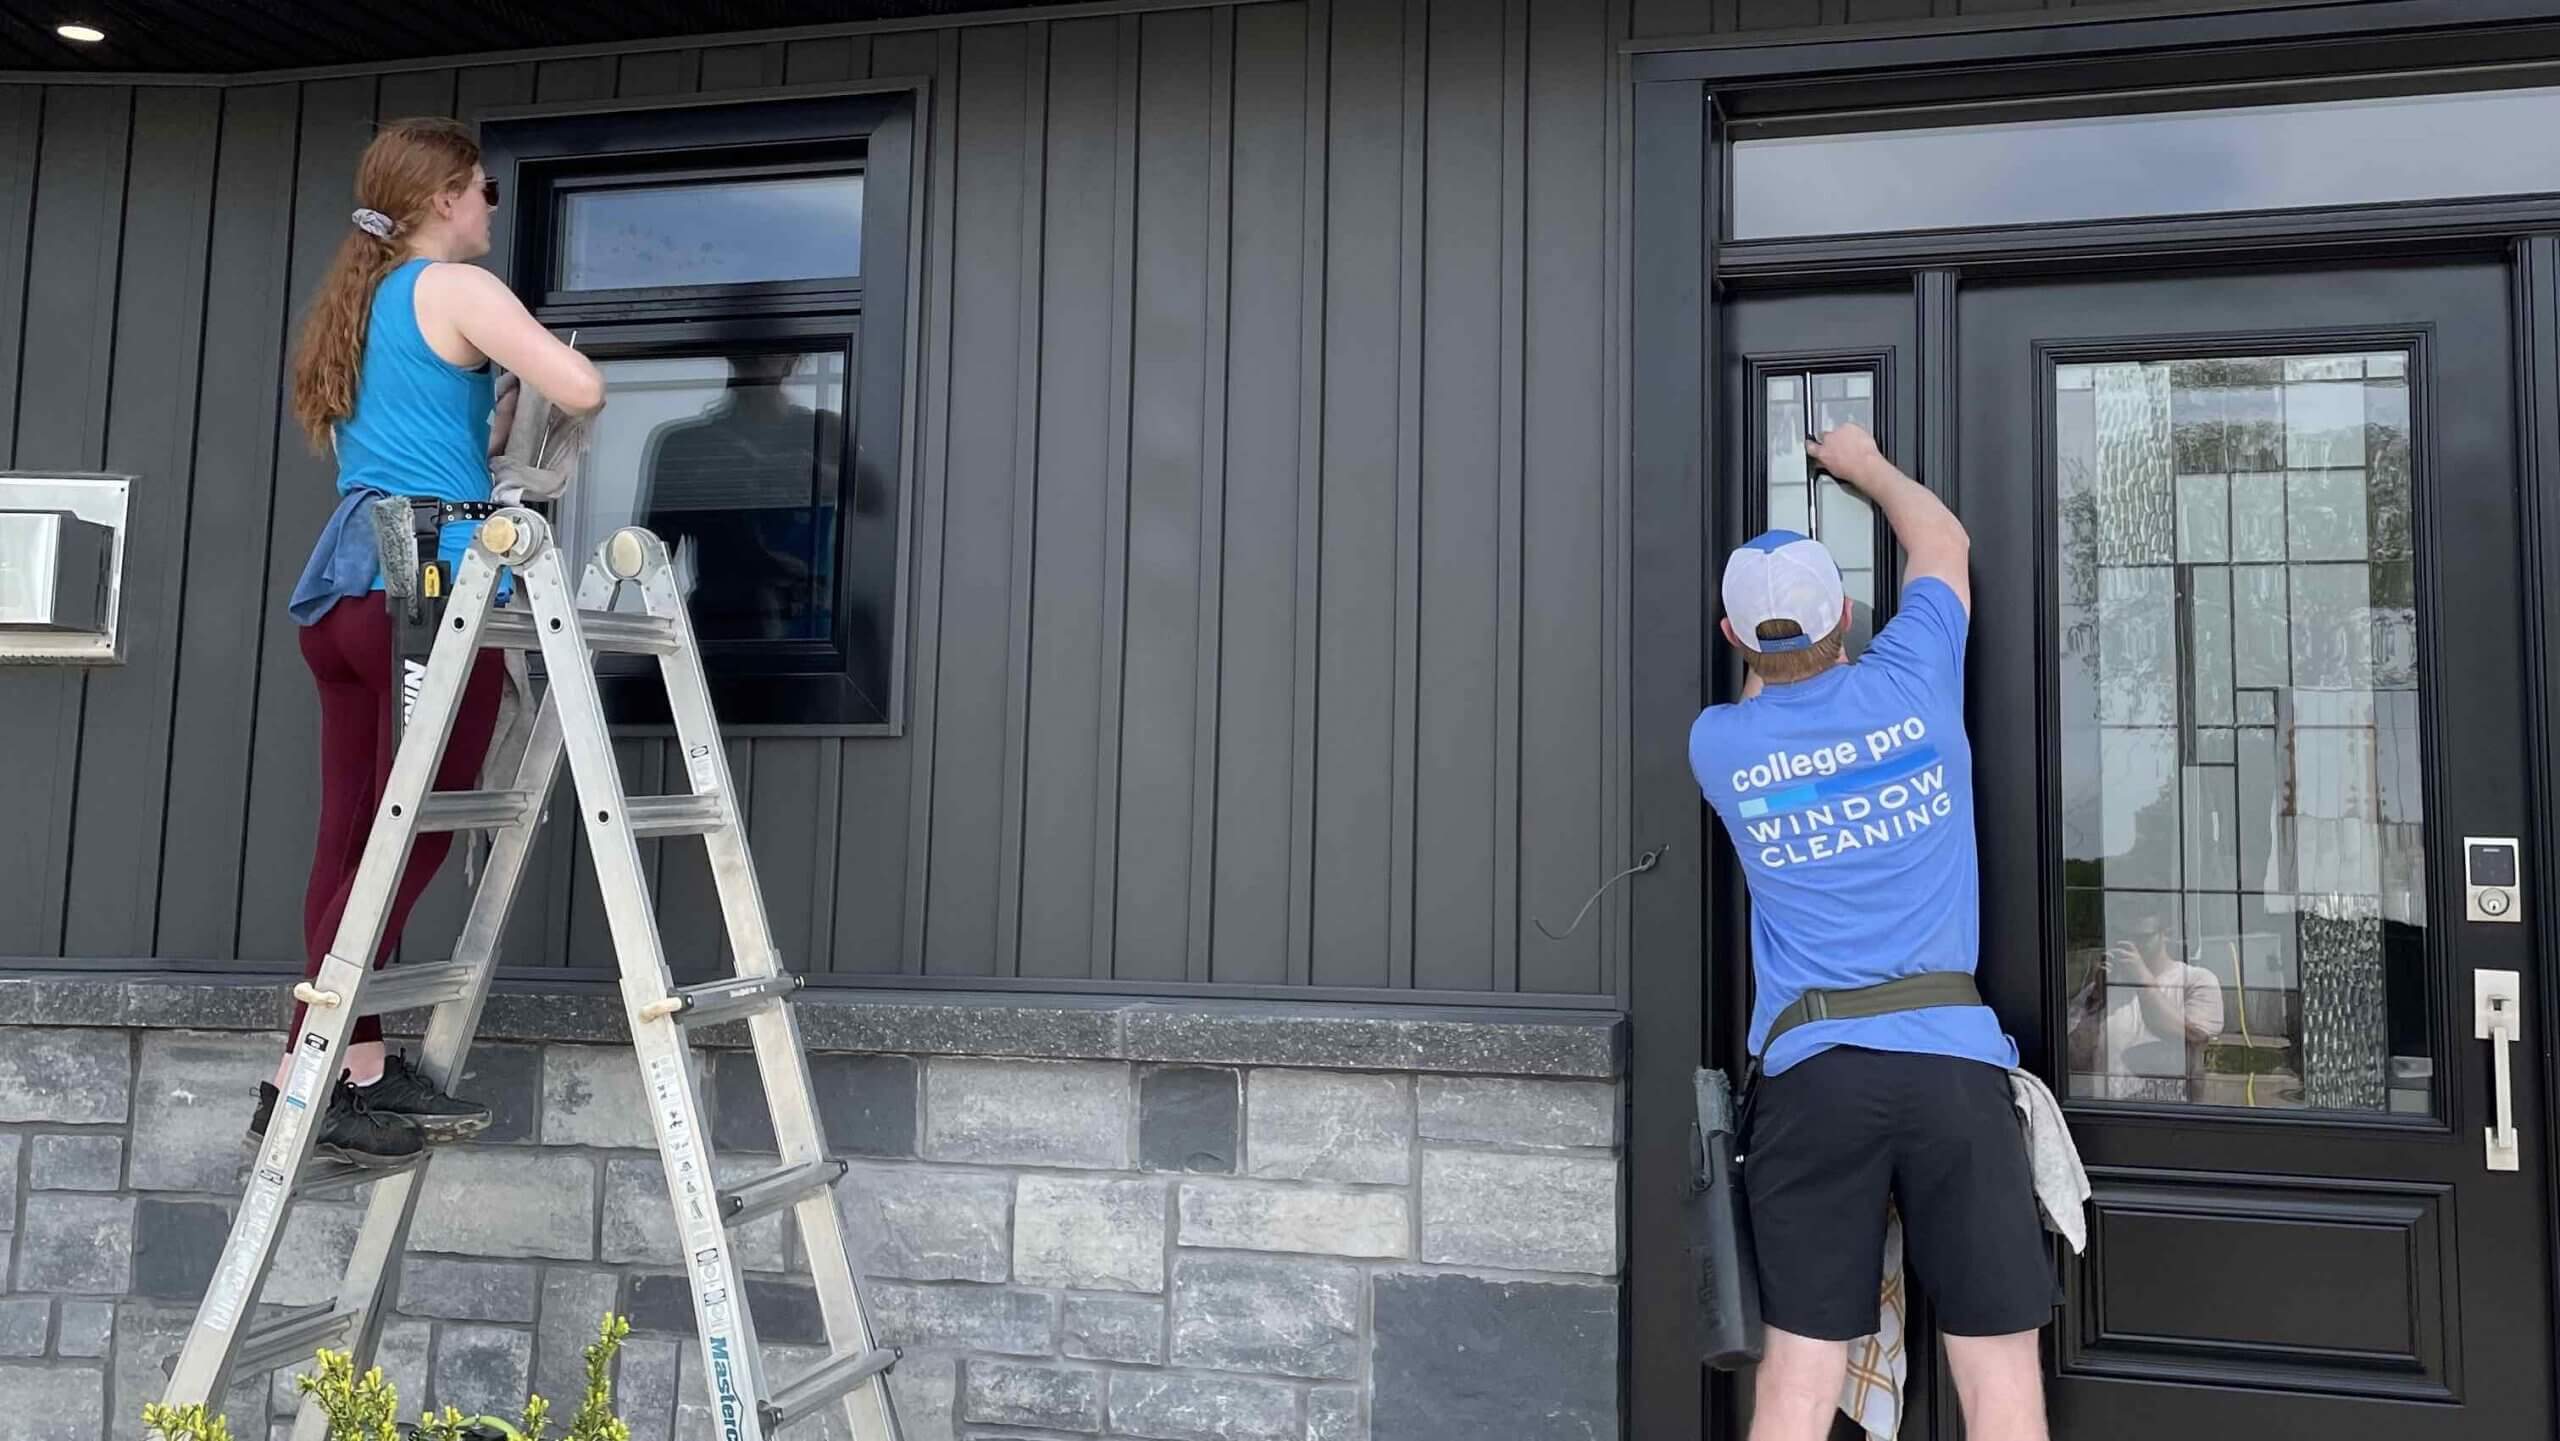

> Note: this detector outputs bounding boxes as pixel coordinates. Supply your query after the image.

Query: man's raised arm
[1805,422,1969,613]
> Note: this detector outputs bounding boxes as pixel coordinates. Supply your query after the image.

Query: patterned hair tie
[351,208,396,239]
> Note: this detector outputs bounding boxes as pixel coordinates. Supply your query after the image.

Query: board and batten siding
[0,0,1631,1003]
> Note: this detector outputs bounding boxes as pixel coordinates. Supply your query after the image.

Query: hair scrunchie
[351,208,396,239]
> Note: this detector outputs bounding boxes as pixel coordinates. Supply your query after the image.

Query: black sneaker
[246,1075,424,1168]
[359,1052,494,1141]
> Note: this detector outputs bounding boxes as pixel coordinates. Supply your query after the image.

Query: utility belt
[1691,969,1984,1371]
[375,498,506,740]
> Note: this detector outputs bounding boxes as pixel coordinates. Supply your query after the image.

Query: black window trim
[476,79,929,737]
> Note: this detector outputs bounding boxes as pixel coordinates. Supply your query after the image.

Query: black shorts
[1742,1045,2057,1340]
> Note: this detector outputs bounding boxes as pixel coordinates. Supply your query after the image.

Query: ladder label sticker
[708,1334,748,1441]
[684,744,721,796]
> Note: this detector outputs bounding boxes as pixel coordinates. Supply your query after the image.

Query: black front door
[1962,259,2552,1438]
[1719,258,2554,1437]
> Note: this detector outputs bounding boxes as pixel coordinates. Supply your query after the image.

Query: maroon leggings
[289,595,505,1049]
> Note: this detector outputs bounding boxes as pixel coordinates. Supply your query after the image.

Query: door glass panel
[1763,369,1880,655]
[2058,351,2427,1113]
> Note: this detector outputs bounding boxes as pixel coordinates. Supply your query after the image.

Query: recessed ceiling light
[56,23,105,43]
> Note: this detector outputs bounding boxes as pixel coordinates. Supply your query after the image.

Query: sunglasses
[476,177,500,208]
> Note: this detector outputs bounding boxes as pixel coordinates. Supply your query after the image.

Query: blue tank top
[337,258,494,506]
[287,259,503,623]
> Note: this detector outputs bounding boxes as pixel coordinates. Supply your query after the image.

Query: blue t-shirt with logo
[1688,577,2017,1077]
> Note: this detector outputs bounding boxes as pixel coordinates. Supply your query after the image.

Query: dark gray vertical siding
[921,22,1031,979]
[1017,15,1121,981]
[64,86,220,958]
[1520,0,1612,994]
[1310,0,1403,988]
[1114,8,1215,984]
[0,85,128,958]
[0,0,1641,1004]
[156,83,300,961]
[1209,0,1309,987]
[1415,0,1505,991]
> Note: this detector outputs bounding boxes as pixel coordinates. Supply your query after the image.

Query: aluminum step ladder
[162,510,902,1441]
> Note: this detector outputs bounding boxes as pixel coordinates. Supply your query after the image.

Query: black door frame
[1623,5,2560,1438]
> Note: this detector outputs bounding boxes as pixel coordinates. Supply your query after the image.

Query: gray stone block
[1308,1385,1365,1441]
[1176,1180,1410,1258]
[437,1324,534,1419]
[0,1132,19,1226]
[1416,1076,1616,1150]
[867,1283,1051,1355]
[22,1192,133,1293]
[376,1318,434,1422]
[413,1148,596,1259]
[1372,1273,1617,1441]
[1139,1066,1238,1174]
[886,1351,957,1441]
[59,1299,112,1358]
[265,1201,364,1307]
[1060,1294,1163,1365]
[0,1297,47,1356]
[131,1032,269,1191]
[925,1058,1129,1169]
[0,1362,105,1441]
[719,1052,919,1159]
[31,1133,122,1191]
[1122,1007,1624,1079]
[453,1042,541,1144]
[961,1360,1101,1432]
[1013,1175,1165,1293]
[602,1155,788,1272]
[543,1045,654,1149]
[624,1274,826,1346]
[399,1257,540,1323]
[131,1197,226,1300]
[617,1334,682,1441]
[1245,1069,1410,1184]
[0,1026,128,1124]
[837,1164,1009,1282]
[1169,1254,1362,1379]
[1420,1150,1616,1275]
[1106,1371,1297,1441]
[113,1302,266,1440]
[535,1268,622,1408]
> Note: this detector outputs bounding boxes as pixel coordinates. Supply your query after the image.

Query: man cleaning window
[1690,422,2054,1441]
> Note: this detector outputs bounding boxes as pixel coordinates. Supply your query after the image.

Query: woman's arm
[416,263,606,415]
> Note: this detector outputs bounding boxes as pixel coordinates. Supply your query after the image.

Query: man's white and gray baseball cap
[1721,529,1845,653]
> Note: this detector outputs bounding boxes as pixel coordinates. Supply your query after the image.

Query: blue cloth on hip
[287,490,511,626]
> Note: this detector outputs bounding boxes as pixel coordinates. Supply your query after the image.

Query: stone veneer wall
[0,979,1624,1441]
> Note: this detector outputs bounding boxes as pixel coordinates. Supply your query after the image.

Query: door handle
[2475,969,2522,1172]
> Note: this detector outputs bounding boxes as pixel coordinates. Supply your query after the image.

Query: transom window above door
[2055,348,2424,1114]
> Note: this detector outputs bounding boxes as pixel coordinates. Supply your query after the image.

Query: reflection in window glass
[560,173,863,291]
[1763,370,1879,655]
[567,350,848,642]
[1732,85,2560,240]
[2057,352,2424,1114]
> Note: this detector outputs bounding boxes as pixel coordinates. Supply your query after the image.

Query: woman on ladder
[252,117,605,1165]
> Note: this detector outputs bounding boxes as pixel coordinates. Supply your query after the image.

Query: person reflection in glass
[634,352,841,641]
[2068,912,2228,1103]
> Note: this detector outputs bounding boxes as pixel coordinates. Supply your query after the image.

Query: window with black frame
[481,90,919,729]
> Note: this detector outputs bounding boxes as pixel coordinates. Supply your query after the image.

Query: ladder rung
[237,1305,359,1375]
[296,1147,432,1197]
[412,790,538,833]
[482,608,680,655]
[720,1159,848,1231]
[348,961,479,1018]
[760,1347,900,1432]
[625,793,727,838]
[640,973,803,1028]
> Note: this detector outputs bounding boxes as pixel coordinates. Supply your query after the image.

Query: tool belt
[375,498,505,741]
[1691,968,1985,1371]
[1762,969,1983,1049]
